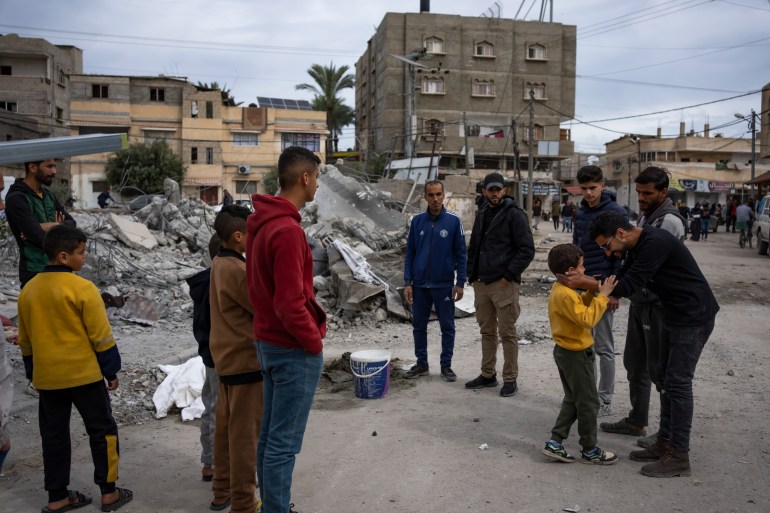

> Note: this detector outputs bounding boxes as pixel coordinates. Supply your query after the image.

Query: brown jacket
[209,248,261,384]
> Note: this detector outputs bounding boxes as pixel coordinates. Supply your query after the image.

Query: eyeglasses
[599,235,614,250]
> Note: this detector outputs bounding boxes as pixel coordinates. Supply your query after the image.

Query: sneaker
[580,446,619,465]
[464,374,498,389]
[637,431,658,448]
[542,441,575,463]
[404,364,429,379]
[600,417,646,437]
[598,403,614,417]
[500,381,518,397]
[440,366,457,382]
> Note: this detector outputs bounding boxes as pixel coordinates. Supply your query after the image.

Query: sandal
[101,488,133,512]
[210,497,231,511]
[41,490,92,513]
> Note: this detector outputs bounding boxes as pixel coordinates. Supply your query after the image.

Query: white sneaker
[598,403,613,417]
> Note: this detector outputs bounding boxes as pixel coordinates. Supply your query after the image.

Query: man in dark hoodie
[185,233,221,483]
[5,159,75,288]
[465,173,535,397]
[601,167,687,447]
[246,146,326,513]
[572,165,628,417]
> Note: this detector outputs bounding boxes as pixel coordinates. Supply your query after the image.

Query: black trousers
[39,380,119,502]
[624,303,664,427]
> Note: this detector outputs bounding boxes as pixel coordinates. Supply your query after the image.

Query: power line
[576,75,745,94]
[579,0,713,39]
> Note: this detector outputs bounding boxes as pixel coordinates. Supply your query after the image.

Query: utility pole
[750,109,757,198]
[512,117,522,207]
[463,111,470,175]
[404,64,416,158]
[527,88,535,223]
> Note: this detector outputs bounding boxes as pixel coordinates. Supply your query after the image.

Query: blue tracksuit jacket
[404,207,467,288]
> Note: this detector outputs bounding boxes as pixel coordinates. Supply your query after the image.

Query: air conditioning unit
[238,164,251,174]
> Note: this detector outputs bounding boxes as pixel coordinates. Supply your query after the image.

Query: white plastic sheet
[152,356,205,421]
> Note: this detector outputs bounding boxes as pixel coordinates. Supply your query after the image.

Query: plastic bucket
[350,350,391,399]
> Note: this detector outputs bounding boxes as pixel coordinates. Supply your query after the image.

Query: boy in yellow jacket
[541,243,619,465]
[18,225,132,512]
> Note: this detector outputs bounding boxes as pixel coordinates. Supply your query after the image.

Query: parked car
[128,194,165,211]
[212,199,254,213]
[755,194,770,256]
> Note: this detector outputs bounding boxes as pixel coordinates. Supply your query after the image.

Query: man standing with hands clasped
[403,180,467,382]
[465,173,535,397]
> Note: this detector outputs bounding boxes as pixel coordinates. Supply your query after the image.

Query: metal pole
[627,155,632,207]
[636,139,642,208]
[750,109,756,199]
[527,88,535,223]
[512,117,522,207]
[463,111,470,175]
[405,65,415,158]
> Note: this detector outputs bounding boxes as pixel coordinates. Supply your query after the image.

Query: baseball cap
[483,172,505,190]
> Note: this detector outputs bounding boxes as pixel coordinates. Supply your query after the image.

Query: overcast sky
[2,0,768,155]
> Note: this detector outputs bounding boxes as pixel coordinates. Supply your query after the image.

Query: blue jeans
[657,321,714,451]
[256,341,323,513]
[700,218,710,238]
[411,286,456,368]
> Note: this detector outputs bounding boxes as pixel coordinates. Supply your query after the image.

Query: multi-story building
[605,122,768,209]
[0,34,83,178]
[69,74,326,207]
[355,10,576,175]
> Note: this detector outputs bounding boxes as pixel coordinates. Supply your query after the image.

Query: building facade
[69,74,326,207]
[0,34,83,178]
[355,12,576,172]
[605,122,767,209]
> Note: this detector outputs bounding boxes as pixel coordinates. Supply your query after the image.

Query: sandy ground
[1,227,769,513]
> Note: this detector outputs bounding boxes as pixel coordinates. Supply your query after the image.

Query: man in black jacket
[465,173,535,397]
[5,159,75,288]
[564,211,718,478]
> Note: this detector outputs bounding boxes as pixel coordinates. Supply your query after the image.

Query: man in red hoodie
[247,146,326,513]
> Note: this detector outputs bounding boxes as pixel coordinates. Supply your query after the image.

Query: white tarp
[152,356,205,421]
[330,240,388,287]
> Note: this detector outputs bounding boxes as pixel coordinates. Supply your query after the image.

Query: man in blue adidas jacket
[403,180,467,382]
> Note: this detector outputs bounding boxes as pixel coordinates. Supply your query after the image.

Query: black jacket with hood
[185,268,215,368]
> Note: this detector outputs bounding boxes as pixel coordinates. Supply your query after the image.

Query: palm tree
[195,81,242,106]
[296,63,355,155]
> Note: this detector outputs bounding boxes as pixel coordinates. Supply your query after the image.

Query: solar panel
[256,97,312,111]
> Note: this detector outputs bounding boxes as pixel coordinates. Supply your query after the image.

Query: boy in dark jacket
[572,166,629,417]
[185,233,221,483]
[5,160,76,288]
[403,180,467,382]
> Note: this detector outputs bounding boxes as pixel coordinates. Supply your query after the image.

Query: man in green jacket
[5,159,76,288]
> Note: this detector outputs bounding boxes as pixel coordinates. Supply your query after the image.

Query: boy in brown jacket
[208,205,263,513]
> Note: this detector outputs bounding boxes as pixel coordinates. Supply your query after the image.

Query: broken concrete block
[108,214,158,251]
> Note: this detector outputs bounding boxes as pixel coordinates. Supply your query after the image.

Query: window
[422,77,445,94]
[0,66,11,75]
[92,84,109,98]
[144,129,172,142]
[57,68,65,85]
[424,119,443,136]
[91,181,109,193]
[150,88,165,102]
[205,101,214,119]
[191,147,198,164]
[467,124,480,137]
[527,44,547,60]
[56,107,63,121]
[0,101,18,112]
[525,82,546,100]
[232,133,259,146]
[235,180,258,195]
[281,133,320,151]
[472,79,495,97]
[532,124,544,140]
[424,37,445,54]
[206,147,214,165]
[191,100,199,118]
[474,41,495,57]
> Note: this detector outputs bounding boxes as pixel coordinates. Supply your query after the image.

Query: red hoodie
[246,194,326,354]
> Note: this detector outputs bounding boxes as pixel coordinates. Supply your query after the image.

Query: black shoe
[404,364,429,379]
[600,417,646,436]
[500,381,518,397]
[465,374,498,389]
[440,366,457,382]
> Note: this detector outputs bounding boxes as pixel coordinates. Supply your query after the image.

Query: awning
[747,170,770,185]
[562,186,582,195]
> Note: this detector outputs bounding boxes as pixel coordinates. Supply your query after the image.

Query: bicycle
[738,226,753,249]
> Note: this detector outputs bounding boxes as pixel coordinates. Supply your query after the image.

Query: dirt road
[2,228,768,513]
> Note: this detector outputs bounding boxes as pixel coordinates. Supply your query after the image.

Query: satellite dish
[389,54,429,68]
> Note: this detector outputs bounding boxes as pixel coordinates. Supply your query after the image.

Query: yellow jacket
[548,282,608,351]
[18,267,119,390]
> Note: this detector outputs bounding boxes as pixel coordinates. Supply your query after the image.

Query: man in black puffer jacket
[465,173,535,397]
[573,166,629,417]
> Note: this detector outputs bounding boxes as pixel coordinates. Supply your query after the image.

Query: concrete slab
[108,213,158,251]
